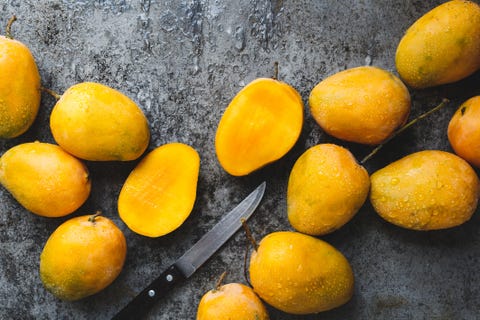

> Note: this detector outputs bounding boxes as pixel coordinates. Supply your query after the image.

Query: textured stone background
[1,0,480,319]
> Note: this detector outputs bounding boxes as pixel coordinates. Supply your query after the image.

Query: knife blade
[112,181,266,320]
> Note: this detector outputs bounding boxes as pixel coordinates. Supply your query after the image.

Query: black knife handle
[112,264,186,320]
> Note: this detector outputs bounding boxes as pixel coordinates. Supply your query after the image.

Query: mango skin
[196,283,270,320]
[50,82,150,161]
[0,36,41,138]
[370,150,480,230]
[395,0,480,88]
[287,144,370,236]
[215,78,303,176]
[448,96,480,168]
[309,66,411,145]
[0,142,91,217]
[40,214,127,301]
[118,143,200,237]
[249,231,354,315]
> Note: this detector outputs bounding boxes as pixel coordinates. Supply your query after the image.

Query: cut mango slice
[215,78,304,176]
[118,143,200,237]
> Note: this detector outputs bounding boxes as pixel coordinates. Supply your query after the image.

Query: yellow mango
[448,96,480,168]
[249,231,354,315]
[0,35,41,138]
[50,82,150,161]
[309,66,411,145]
[370,150,480,230]
[395,0,480,88]
[287,144,370,236]
[118,143,200,237]
[215,78,303,176]
[40,213,127,300]
[0,142,91,217]
[197,283,270,320]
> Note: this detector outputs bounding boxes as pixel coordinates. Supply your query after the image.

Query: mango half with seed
[370,150,480,230]
[0,34,41,138]
[118,143,200,237]
[50,82,150,161]
[395,0,480,88]
[215,78,303,176]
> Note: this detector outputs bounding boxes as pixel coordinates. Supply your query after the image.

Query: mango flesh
[40,214,127,301]
[370,150,480,230]
[0,142,91,217]
[309,66,410,145]
[448,96,480,168]
[118,142,200,237]
[0,36,41,138]
[287,144,370,236]
[50,82,150,161]
[215,78,303,176]
[196,283,270,320]
[249,231,354,315]
[395,0,480,88]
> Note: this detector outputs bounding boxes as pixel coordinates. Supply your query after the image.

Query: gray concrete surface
[1,0,480,319]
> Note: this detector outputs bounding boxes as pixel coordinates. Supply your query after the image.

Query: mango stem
[241,218,258,251]
[41,86,62,101]
[214,271,227,291]
[5,15,17,39]
[241,218,257,287]
[360,98,450,164]
[88,211,102,223]
[272,61,279,80]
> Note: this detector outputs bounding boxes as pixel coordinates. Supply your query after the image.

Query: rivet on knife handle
[112,265,185,320]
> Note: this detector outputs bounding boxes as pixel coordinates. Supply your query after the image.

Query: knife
[112,181,266,320]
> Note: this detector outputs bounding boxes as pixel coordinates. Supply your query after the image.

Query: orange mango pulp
[215,78,303,176]
[118,143,200,237]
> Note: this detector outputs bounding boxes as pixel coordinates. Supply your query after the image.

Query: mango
[370,150,480,230]
[0,34,41,138]
[50,82,150,161]
[448,96,480,168]
[395,0,480,88]
[40,213,127,300]
[287,144,370,236]
[0,142,91,217]
[197,283,269,320]
[118,142,200,237]
[309,66,410,145]
[215,78,303,176]
[249,231,354,315]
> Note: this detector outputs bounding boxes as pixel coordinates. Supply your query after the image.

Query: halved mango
[215,78,304,176]
[118,143,200,237]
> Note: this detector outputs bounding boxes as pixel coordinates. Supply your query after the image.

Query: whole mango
[370,150,479,230]
[287,144,370,236]
[40,213,127,300]
[0,32,41,138]
[448,96,480,168]
[50,82,150,161]
[0,142,91,217]
[249,231,354,315]
[309,66,410,145]
[395,0,480,88]
[197,283,269,320]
